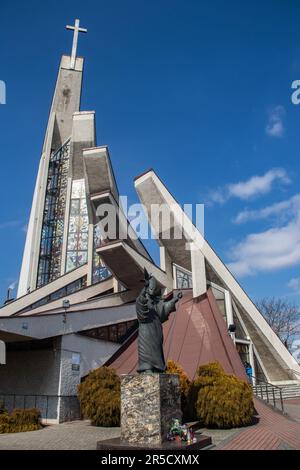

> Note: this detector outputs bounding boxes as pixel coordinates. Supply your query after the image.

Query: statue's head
[144,268,161,297]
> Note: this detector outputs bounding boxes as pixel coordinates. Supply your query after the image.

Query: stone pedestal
[121,373,181,445]
[97,373,212,450]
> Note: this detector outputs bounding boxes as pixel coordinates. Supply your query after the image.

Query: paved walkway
[219,398,300,450]
[0,420,120,450]
[283,398,300,424]
[0,398,300,450]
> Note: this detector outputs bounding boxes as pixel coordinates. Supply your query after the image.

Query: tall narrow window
[65,179,89,272]
[37,139,70,288]
[175,264,193,289]
[92,224,111,284]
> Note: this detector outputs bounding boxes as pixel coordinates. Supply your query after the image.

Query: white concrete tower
[17,20,96,297]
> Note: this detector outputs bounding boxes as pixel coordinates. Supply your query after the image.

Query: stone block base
[121,373,181,445]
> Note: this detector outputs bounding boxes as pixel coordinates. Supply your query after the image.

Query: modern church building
[0,21,299,423]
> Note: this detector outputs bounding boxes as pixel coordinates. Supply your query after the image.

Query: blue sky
[0,0,300,305]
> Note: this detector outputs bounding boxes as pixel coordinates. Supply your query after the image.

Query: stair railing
[251,376,285,413]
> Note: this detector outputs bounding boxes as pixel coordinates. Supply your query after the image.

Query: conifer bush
[191,362,254,428]
[0,408,42,433]
[77,366,120,427]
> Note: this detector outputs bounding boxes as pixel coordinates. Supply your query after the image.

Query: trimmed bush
[190,362,254,428]
[77,366,120,427]
[0,408,42,433]
[166,360,190,396]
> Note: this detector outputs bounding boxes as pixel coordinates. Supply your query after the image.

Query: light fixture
[228,323,236,333]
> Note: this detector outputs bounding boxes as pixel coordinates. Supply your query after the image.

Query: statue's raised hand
[144,267,151,288]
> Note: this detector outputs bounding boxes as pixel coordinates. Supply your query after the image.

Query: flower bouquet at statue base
[166,418,197,444]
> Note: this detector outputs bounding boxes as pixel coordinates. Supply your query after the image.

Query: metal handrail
[0,394,79,422]
[251,376,285,413]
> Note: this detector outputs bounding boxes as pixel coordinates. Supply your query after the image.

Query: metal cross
[66,19,87,69]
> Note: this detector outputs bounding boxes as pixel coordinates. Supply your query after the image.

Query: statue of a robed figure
[136,268,182,373]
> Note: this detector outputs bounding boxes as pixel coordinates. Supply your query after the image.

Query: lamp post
[62,299,70,323]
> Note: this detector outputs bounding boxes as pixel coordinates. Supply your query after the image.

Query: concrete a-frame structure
[0,22,174,423]
[134,170,300,384]
[1,20,299,424]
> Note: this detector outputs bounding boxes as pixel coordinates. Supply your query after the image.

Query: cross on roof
[66,19,87,69]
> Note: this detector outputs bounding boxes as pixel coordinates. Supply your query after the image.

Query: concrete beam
[16,276,114,317]
[97,241,168,290]
[134,169,300,377]
[159,246,174,293]
[134,171,192,272]
[0,303,137,342]
[0,264,88,317]
[83,146,119,201]
[90,191,151,260]
[70,111,96,179]
[0,340,5,364]
[190,244,206,297]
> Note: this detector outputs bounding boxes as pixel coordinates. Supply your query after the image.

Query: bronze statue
[136,268,182,373]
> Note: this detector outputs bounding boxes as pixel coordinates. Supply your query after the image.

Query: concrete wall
[57,334,119,422]
[0,333,121,423]
[60,334,119,392]
[57,334,120,422]
[0,339,61,420]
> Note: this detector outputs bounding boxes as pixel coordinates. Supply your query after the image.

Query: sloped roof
[108,288,247,381]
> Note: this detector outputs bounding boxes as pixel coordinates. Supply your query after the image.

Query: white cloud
[228,168,290,199]
[265,105,285,138]
[233,194,300,224]
[8,280,17,290]
[227,205,300,277]
[288,278,300,294]
[0,220,27,233]
[208,189,227,205]
[0,220,21,230]
[208,168,290,205]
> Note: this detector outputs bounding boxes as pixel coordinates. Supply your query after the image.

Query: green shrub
[0,412,10,433]
[166,360,190,396]
[189,362,254,429]
[77,366,120,427]
[0,408,42,433]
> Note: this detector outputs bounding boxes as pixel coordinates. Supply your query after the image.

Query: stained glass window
[92,223,111,284]
[20,276,87,313]
[65,179,89,272]
[37,139,70,288]
[79,320,138,343]
[175,265,193,289]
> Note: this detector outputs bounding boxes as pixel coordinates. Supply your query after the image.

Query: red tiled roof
[108,288,247,381]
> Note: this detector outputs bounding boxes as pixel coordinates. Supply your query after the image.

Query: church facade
[0,21,299,423]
